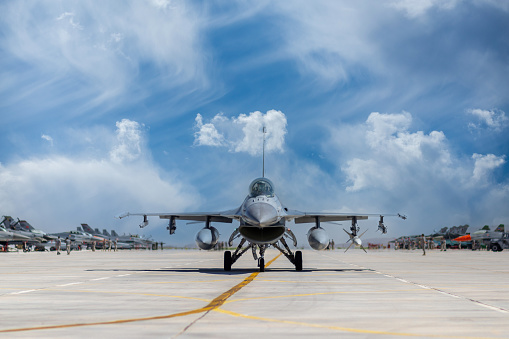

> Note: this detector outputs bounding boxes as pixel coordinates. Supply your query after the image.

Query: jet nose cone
[245,202,279,226]
[354,237,362,246]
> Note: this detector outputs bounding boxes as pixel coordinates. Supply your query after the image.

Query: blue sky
[1,0,508,245]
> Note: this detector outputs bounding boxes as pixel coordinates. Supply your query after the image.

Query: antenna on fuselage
[262,126,266,178]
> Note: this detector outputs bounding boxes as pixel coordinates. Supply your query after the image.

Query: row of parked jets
[0,216,154,251]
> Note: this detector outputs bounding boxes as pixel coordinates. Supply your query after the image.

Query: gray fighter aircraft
[0,226,31,244]
[1,216,47,243]
[120,176,405,271]
[80,224,133,249]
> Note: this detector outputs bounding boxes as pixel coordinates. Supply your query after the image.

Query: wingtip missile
[116,212,130,219]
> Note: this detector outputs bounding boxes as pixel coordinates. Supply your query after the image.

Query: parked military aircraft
[120,175,404,271]
[80,224,133,249]
[453,225,505,243]
[1,216,47,243]
[0,226,31,244]
[50,230,98,246]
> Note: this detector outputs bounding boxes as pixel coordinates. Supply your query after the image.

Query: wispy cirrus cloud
[0,0,210,118]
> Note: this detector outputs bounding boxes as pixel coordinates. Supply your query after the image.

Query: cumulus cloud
[326,111,509,232]
[194,113,226,147]
[194,110,287,156]
[0,119,198,235]
[467,108,508,131]
[109,119,144,163]
[472,153,506,183]
[342,111,452,192]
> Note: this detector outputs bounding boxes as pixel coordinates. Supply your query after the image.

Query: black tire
[491,243,502,252]
[295,250,303,271]
[224,251,232,271]
[259,258,265,272]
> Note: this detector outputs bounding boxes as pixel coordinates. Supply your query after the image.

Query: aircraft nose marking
[245,202,278,226]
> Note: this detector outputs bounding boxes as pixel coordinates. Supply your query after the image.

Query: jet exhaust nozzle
[307,227,330,251]
[195,227,219,250]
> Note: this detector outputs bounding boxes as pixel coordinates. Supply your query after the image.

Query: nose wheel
[224,251,232,271]
[258,257,265,272]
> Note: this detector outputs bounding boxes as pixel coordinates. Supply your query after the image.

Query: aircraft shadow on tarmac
[86,268,373,275]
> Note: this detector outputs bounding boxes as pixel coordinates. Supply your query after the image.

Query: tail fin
[495,225,505,232]
[18,220,35,231]
[95,228,100,234]
[111,230,119,237]
[77,226,83,232]
[81,224,95,234]
[103,229,111,237]
[2,216,15,229]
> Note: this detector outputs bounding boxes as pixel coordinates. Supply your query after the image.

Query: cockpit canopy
[249,178,275,197]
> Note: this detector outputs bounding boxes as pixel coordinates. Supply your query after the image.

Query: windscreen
[249,178,275,197]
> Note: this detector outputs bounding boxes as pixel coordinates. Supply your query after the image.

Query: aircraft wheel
[224,251,232,271]
[491,243,502,252]
[259,258,265,272]
[295,251,303,271]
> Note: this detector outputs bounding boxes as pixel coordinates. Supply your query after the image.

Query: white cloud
[0,120,198,235]
[342,111,452,192]
[324,111,509,234]
[272,2,381,87]
[194,113,226,147]
[390,0,459,18]
[472,153,506,183]
[109,119,144,163]
[41,134,54,146]
[0,1,209,110]
[194,110,287,156]
[467,108,508,131]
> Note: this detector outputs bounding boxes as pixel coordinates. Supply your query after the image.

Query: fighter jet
[119,130,405,271]
[16,219,55,241]
[0,226,31,245]
[80,224,132,249]
[453,225,505,242]
[50,230,97,246]
[1,216,47,243]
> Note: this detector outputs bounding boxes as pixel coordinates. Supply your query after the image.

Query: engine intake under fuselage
[239,225,285,244]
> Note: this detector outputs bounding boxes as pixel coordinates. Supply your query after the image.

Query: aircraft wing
[118,208,242,224]
[283,210,405,224]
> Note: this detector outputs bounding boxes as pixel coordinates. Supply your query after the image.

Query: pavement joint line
[213,308,495,338]
[9,289,37,295]
[56,282,83,287]
[0,254,282,334]
[90,277,110,281]
[322,254,509,315]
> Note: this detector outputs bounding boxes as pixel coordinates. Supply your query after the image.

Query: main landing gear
[224,230,303,272]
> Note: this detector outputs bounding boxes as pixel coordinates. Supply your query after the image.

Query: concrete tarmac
[1,248,508,338]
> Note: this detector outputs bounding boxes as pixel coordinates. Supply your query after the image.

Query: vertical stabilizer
[111,230,119,237]
[495,225,505,232]
[81,224,95,234]
[103,229,111,237]
[19,220,35,230]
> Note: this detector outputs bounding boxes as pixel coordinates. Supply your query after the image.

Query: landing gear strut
[224,228,303,272]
